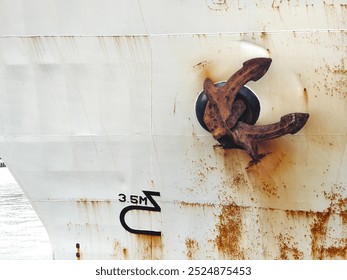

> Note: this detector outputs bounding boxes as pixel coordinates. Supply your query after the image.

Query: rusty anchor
[197,57,309,161]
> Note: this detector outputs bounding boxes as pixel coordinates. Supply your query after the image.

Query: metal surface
[0,0,346,259]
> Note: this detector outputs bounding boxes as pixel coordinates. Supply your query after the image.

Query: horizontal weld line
[0,29,345,39]
[32,199,333,215]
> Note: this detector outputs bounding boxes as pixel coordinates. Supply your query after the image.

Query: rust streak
[113,240,128,260]
[216,203,245,259]
[185,238,199,260]
[76,243,81,260]
[135,235,163,260]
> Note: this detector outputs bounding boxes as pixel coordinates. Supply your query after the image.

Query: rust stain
[214,141,294,200]
[180,201,215,208]
[212,187,347,259]
[276,234,304,260]
[323,1,335,8]
[310,211,331,259]
[173,97,177,114]
[193,60,212,69]
[214,146,247,174]
[215,203,245,259]
[189,157,219,187]
[196,64,217,83]
[135,235,163,260]
[303,88,308,104]
[271,0,280,9]
[246,148,291,198]
[113,240,128,259]
[76,243,81,260]
[260,32,268,40]
[77,199,111,205]
[185,238,199,260]
[319,58,347,99]
[77,198,89,208]
[232,173,248,190]
[286,188,347,259]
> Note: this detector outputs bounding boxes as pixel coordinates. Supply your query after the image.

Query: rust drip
[113,240,128,260]
[303,87,309,105]
[76,243,81,260]
[135,235,163,260]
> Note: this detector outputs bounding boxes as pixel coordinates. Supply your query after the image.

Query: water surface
[0,169,52,260]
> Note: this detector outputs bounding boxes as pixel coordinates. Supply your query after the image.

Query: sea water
[0,169,51,260]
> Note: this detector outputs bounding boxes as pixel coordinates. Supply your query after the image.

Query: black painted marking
[119,191,161,236]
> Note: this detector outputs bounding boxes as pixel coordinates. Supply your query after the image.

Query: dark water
[0,169,52,260]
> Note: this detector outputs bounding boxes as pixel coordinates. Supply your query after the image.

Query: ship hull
[0,1,346,259]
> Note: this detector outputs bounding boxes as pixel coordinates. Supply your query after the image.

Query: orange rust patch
[315,245,347,259]
[185,238,199,260]
[282,186,347,260]
[232,173,247,190]
[215,203,244,259]
[310,189,347,259]
[246,150,290,198]
[276,234,304,260]
[123,248,128,258]
[214,139,295,198]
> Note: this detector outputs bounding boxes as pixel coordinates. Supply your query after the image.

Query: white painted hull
[0,1,346,259]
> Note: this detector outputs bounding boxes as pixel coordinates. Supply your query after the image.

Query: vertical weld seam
[137,0,148,35]
[150,36,153,136]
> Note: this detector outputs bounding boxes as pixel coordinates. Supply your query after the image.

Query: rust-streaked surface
[0,1,346,259]
[216,204,245,259]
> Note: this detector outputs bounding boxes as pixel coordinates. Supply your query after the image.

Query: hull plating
[0,1,346,259]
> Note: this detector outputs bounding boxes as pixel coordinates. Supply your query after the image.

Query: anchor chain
[201,57,309,161]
